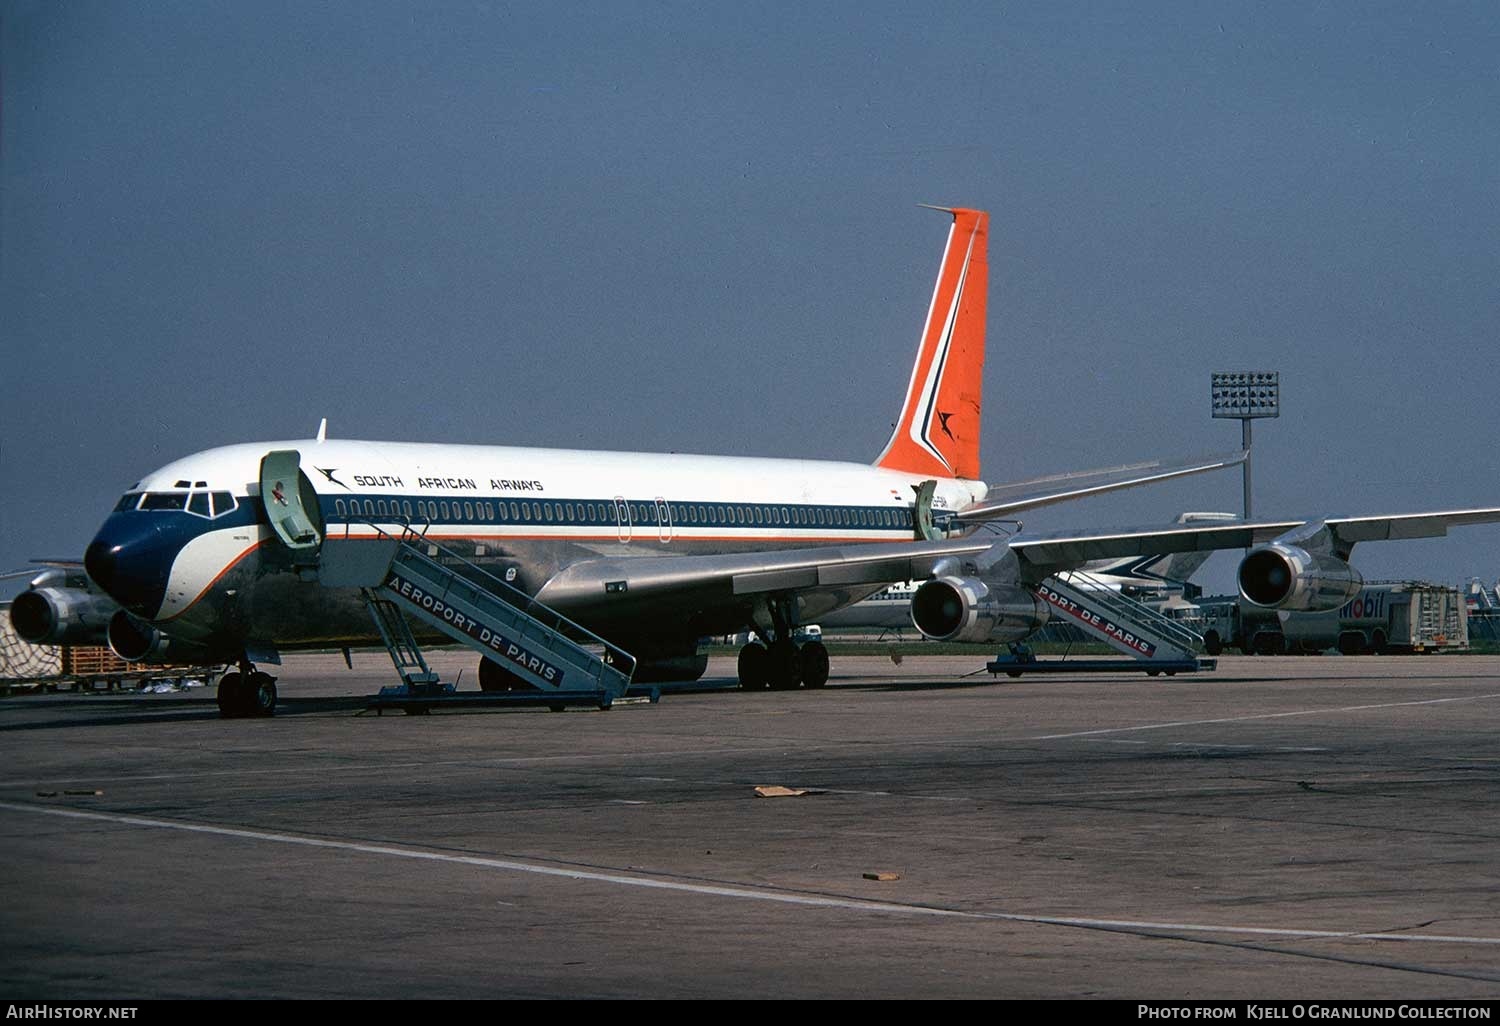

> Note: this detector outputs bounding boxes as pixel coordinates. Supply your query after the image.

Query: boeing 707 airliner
[12,207,1499,716]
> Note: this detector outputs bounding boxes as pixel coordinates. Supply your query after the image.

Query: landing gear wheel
[246,671,277,717]
[215,672,246,718]
[737,643,768,691]
[800,641,830,689]
[766,639,803,691]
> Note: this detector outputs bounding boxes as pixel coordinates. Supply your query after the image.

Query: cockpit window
[131,489,240,520]
[140,492,188,511]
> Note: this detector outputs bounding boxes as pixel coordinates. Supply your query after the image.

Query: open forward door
[259,450,324,554]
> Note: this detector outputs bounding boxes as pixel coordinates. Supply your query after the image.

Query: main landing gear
[737,595,830,691]
[216,659,278,719]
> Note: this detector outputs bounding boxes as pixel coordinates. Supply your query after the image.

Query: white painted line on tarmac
[5,799,1500,948]
[991,912,1500,946]
[1032,692,1500,741]
[1082,739,1329,752]
[0,800,968,918]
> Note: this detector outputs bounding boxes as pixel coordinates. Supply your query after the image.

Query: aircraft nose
[84,515,173,619]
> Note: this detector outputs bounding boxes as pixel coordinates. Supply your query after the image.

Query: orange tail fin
[874,206,988,480]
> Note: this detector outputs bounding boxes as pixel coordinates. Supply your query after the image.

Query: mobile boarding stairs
[319,525,640,712]
[989,569,1214,678]
[255,448,640,712]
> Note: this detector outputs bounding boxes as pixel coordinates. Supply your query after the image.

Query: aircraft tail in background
[1087,513,1241,585]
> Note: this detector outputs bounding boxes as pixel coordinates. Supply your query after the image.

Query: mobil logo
[1341,590,1386,620]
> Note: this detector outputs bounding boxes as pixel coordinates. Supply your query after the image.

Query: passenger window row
[329,496,916,531]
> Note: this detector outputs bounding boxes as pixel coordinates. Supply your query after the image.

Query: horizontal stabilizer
[956,451,1248,521]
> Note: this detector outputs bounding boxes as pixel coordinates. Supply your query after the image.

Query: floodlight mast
[1211,372,1280,521]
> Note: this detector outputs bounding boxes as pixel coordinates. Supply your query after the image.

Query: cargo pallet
[2,668,223,696]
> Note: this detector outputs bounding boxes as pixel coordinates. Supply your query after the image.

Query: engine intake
[1238,543,1363,612]
[911,577,1049,644]
[10,587,117,646]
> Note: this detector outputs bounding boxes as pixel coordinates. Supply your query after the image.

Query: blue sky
[4,1,1498,598]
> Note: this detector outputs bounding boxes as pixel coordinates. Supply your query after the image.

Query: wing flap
[733,567,820,594]
[541,538,994,610]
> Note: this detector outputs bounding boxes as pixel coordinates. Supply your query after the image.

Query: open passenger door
[259,450,324,555]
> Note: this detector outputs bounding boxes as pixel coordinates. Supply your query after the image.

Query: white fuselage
[87,437,989,658]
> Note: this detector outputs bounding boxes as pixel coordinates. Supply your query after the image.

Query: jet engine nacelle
[107,611,216,665]
[911,577,1049,644]
[1237,543,1363,612]
[9,587,118,646]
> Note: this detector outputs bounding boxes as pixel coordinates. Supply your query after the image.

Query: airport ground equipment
[1035,570,1207,661]
[1196,581,1468,655]
[320,526,637,712]
[1467,578,1499,611]
[1464,579,1500,643]
[1470,610,1500,643]
[986,571,1214,677]
[987,644,1212,678]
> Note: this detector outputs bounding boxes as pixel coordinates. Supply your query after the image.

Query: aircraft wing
[1,564,83,583]
[955,450,1248,520]
[1,567,49,581]
[536,537,995,633]
[535,506,1500,631]
[1007,507,1500,581]
[5,560,85,575]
